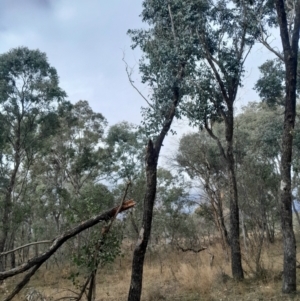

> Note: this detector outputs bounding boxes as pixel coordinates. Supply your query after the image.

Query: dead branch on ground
[1,198,135,301]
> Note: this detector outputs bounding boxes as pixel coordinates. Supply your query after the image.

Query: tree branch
[176,243,207,253]
[196,30,230,105]
[122,55,154,109]
[0,240,52,257]
[258,36,284,61]
[204,119,227,161]
[168,4,177,41]
[0,199,135,282]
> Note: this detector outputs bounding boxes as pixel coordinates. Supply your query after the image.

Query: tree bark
[226,106,244,280]
[274,0,300,293]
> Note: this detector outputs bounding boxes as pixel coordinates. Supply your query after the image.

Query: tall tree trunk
[128,84,181,301]
[205,114,244,279]
[227,133,244,280]
[274,0,300,293]
[217,105,244,279]
[127,139,158,301]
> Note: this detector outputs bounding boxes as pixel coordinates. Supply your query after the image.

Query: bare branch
[0,240,52,257]
[74,273,92,301]
[258,23,284,61]
[258,37,284,61]
[103,181,131,235]
[168,4,177,41]
[204,119,227,161]
[176,243,207,253]
[122,55,154,109]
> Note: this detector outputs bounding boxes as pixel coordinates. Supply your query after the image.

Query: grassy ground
[3,238,300,301]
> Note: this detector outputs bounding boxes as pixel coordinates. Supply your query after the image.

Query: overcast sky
[0,0,148,125]
[0,0,282,162]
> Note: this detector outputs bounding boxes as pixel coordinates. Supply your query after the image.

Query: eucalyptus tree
[255,59,286,107]
[105,122,148,245]
[152,168,193,247]
[252,0,300,288]
[254,53,300,107]
[0,47,66,270]
[176,129,230,252]
[105,121,145,182]
[151,0,260,279]
[234,103,282,273]
[57,100,107,197]
[30,100,107,237]
[126,1,194,299]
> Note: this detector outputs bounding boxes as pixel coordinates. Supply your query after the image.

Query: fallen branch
[0,240,52,257]
[1,199,135,301]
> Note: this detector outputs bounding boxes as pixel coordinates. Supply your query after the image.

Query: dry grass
[5,238,300,301]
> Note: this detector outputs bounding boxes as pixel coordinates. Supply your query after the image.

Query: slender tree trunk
[226,107,244,280]
[0,125,21,271]
[240,210,248,253]
[280,82,297,293]
[227,152,244,279]
[87,270,96,301]
[127,140,158,301]
[128,84,181,301]
[273,0,300,293]
[217,190,230,246]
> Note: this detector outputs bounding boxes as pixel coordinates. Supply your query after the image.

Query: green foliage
[176,102,293,240]
[72,229,122,270]
[66,184,115,223]
[70,226,123,289]
[177,128,227,180]
[0,46,66,104]
[128,0,195,137]
[236,102,283,160]
[105,122,145,181]
[254,52,300,107]
[0,47,67,155]
[254,59,285,107]
[151,168,194,243]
